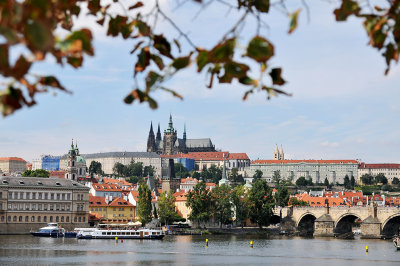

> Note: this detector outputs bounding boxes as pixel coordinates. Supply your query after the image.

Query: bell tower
[163,114,177,155]
[65,140,78,181]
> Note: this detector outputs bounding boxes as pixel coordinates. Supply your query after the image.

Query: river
[0,235,399,265]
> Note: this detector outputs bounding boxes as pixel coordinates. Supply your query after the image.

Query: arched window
[56,216,59,222]
[44,216,47,222]
[83,217,85,223]
[31,216,35,222]
[72,174,75,180]
[72,161,75,167]
[25,216,29,222]
[74,217,77,223]
[50,216,53,222]
[1,216,4,222]
[38,216,41,222]
[78,217,81,222]
[19,216,22,222]
[8,216,11,222]
[61,216,64,222]
[66,216,70,222]
[13,216,17,222]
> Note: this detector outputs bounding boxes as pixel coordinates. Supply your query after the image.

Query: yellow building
[174,191,190,220]
[89,195,135,222]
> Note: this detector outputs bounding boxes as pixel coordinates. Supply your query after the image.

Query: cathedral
[274,144,285,160]
[146,114,216,155]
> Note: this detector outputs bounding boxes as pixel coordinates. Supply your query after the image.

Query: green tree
[113,162,125,176]
[375,173,388,185]
[361,174,373,185]
[212,184,232,228]
[275,185,290,207]
[22,169,49,178]
[126,160,143,177]
[307,177,314,186]
[324,177,330,187]
[344,175,351,189]
[137,183,153,225]
[229,168,239,182]
[89,161,103,175]
[252,170,263,182]
[296,176,308,187]
[191,171,201,180]
[1,1,399,117]
[158,191,179,225]
[208,164,222,184]
[186,182,213,227]
[175,163,189,178]
[248,179,274,229]
[231,185,249,228]
[350,175,356,188]
[127,176,143,184]
[143,165,155,177]
[392,177,400,185]
[272,170,281,185]
[288,197,309,206]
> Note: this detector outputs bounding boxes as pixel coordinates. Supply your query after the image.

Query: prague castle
[146,114,216,155]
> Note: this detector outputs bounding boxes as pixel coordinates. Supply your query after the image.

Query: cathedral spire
[156,123,161,141]
[183,123,187,141]
[147,121,156,152]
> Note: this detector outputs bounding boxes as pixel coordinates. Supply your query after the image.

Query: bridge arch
[334,213,362,235]
[381,214,400,238]
[270,214,280,225]
[296,213,317,236]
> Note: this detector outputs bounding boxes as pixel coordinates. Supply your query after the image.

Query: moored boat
[393,237,400,250]
[76,224,164,240]
[30,223,65,237]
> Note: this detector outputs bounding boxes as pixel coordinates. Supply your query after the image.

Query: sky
[1,1,399,163]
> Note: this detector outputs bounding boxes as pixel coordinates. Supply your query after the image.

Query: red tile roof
[174,191,188,201]
[161,152,249,161]
[253,160,358,164]
[89,195,133,207]
[0,157,26,162]
[103,178,132,186]
[92,184,122,192]
[359,163,400,169]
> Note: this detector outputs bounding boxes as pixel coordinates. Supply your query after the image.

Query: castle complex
[146,114,216,155]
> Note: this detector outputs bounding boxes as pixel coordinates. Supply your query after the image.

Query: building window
[25,216,28,222]
[13,216,17,222]
[44,216,47,222]
[83,217,85,222]
[31,216,35,222]
[1,216,4,222]
[61,205,65,211]
[67,194,70,200]
[38,204,42,210]
[61,216,64,222]
[56,204,60,211]
[8,216,11,222]
[57,194,60,200]
[25,203,29,210]
[56,216,59,222]
[51,193,54,200]
[14,192,18,199]
[62,194,65,200]
[50,204,54,211]
[19,203,23,210]
[50,216,53,222]
[19,216,22,222]
[66,205,70,211]
[38,193,42,199]
[44,193,48,200]
[20,192,24,199]
[44,204,48,211]
[78,217,81,222]
[66,216,69,222]
[32,193,36,199]
[74,217,77,223]
[38,216,41,222]
[7,204,11,210]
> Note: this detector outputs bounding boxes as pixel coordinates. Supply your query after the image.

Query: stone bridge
[273,205,400,238]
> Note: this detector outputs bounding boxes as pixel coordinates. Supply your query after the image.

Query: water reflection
[0,235,399,265]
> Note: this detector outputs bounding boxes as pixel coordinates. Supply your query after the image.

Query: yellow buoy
[366,246,368,252]
[250,241,253,248]
[206,239,208,247]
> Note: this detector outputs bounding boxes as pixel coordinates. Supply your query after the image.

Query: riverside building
[0,176,90,234]
[0,157,27,174]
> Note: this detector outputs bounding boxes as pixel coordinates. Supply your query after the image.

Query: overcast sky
[1,1,399,163]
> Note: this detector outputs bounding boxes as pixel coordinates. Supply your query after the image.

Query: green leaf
[219,61,249,83]
[269,68,286,85]
[134,20,151,36]
[153,34,173,59]
[246,36,274,63]
[134,47,150,75]
[333,0,361,21]
[172,55,191,70]
[66,29,94,55]
[151,54,165,70]
[39,76,67,91]
[145,71,162,91]
[254,0,270,13]
[24,20,53,51]
[209,38,235,63]
[288,9,301,34]
[196,49,209,72]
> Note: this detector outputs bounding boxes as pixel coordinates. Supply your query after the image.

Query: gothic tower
[146,122,156,152]
[156,123,162,142]
[274,144,279,160]
[279,145,285,160]
[163,114,177,155]
[65,140,78,181]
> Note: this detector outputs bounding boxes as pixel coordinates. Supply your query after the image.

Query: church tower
[65,140,78,181]
[274,144,279,160]
[146,122,156,152]
[163,114,178,155]
[156,123,162,142]
[279,145,285,160]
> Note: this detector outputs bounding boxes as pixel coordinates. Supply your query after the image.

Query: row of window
[90,207,134,212]
[8,203,71,211]
[8,192,71,200]
[1,215,85,223]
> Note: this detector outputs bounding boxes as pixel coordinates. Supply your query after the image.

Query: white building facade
[358,163,400,184]
[249,160,359,184]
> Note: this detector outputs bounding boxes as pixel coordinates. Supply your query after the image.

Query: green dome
[76,156,86,164]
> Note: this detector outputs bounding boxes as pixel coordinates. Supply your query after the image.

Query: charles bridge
[272,205,400,238]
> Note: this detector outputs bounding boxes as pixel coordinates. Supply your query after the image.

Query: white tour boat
[76,224,165,240]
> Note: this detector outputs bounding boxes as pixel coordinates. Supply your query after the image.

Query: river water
[0,234,399,265]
